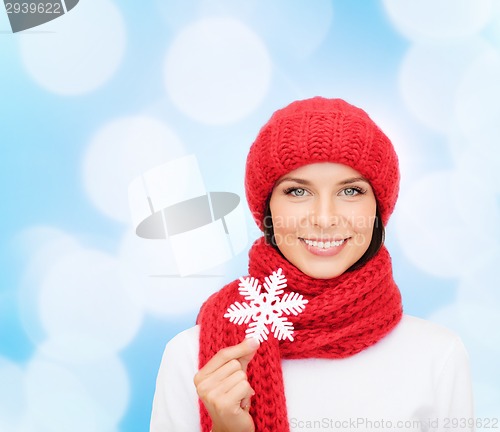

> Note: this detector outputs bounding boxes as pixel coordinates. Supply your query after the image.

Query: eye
[341,186,365,196]
[284,187,308,197]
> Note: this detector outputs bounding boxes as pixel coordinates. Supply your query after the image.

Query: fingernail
[246,336,260,349]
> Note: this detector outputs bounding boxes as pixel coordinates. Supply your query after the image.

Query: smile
[299,237,350,257]
[303,239,346,249]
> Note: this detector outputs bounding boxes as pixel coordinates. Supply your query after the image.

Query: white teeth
[304,239,345,248]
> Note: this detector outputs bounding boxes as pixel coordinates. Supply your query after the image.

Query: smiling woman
[150,97,474,432]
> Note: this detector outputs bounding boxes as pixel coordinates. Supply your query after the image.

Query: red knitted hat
[245,97,400,229]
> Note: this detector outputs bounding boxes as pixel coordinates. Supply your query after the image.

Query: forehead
[277,162,365,181]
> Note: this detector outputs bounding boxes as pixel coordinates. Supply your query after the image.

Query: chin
[298,262,350,280]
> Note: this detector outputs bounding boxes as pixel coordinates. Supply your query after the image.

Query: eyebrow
[275,176,369,187]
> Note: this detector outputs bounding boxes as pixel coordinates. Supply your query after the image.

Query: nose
[308,196,338,228]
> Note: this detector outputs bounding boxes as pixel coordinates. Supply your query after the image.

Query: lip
[299,237,350,257]
[302,237,346,242]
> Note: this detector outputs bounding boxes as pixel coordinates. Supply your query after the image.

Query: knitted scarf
[196,237,403,432]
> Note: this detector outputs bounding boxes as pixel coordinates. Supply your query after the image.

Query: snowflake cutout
[224,268,308,343]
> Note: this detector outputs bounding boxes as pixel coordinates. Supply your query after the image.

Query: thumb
[238,337,260,372]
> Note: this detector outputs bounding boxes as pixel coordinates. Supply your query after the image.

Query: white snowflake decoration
[224,268,308,343]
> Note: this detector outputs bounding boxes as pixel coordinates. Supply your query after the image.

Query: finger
[211,368,249,398]
[200,371,254,416]
[225,379,255,411]
[201,337,260,376]
[195,359,242,395]
[240,394,253,411]
[238,337,260,372]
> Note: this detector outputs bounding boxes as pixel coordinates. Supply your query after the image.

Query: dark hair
[262,196,385,273]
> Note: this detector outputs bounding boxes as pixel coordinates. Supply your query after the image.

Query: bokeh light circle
[38,248,143,356]
[83,116,185,223]
[25,354,128,432]
[399,38,492,132]
[17,227,83,344]
[19,0,126,95]
[383,0,494,41]
[164,17,272,124]
[251,0,333,58]
[455,50,500,138]
[395,170,497,278]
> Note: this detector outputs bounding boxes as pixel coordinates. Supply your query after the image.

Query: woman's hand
[194,337,260,432]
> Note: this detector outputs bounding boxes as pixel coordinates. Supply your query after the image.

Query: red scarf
[197,237,403,431]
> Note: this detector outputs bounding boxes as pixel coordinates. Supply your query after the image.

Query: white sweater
[150,314,474,432]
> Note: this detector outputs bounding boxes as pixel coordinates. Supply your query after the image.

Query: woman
[150,97,474,432]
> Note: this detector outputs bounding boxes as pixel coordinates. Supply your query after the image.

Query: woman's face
[269,162,377,279]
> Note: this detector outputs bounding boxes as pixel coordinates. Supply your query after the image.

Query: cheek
[344,201,377,232]
[272,214,300,237]
[270,200,303,234]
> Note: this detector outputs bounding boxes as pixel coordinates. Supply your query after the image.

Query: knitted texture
[245,97,400,229]
[197,237,403,432]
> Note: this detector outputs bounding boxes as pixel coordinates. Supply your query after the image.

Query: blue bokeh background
[1,1,499,431]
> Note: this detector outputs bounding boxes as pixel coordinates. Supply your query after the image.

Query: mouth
[298,236,351,257]
[300,237,349,249]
